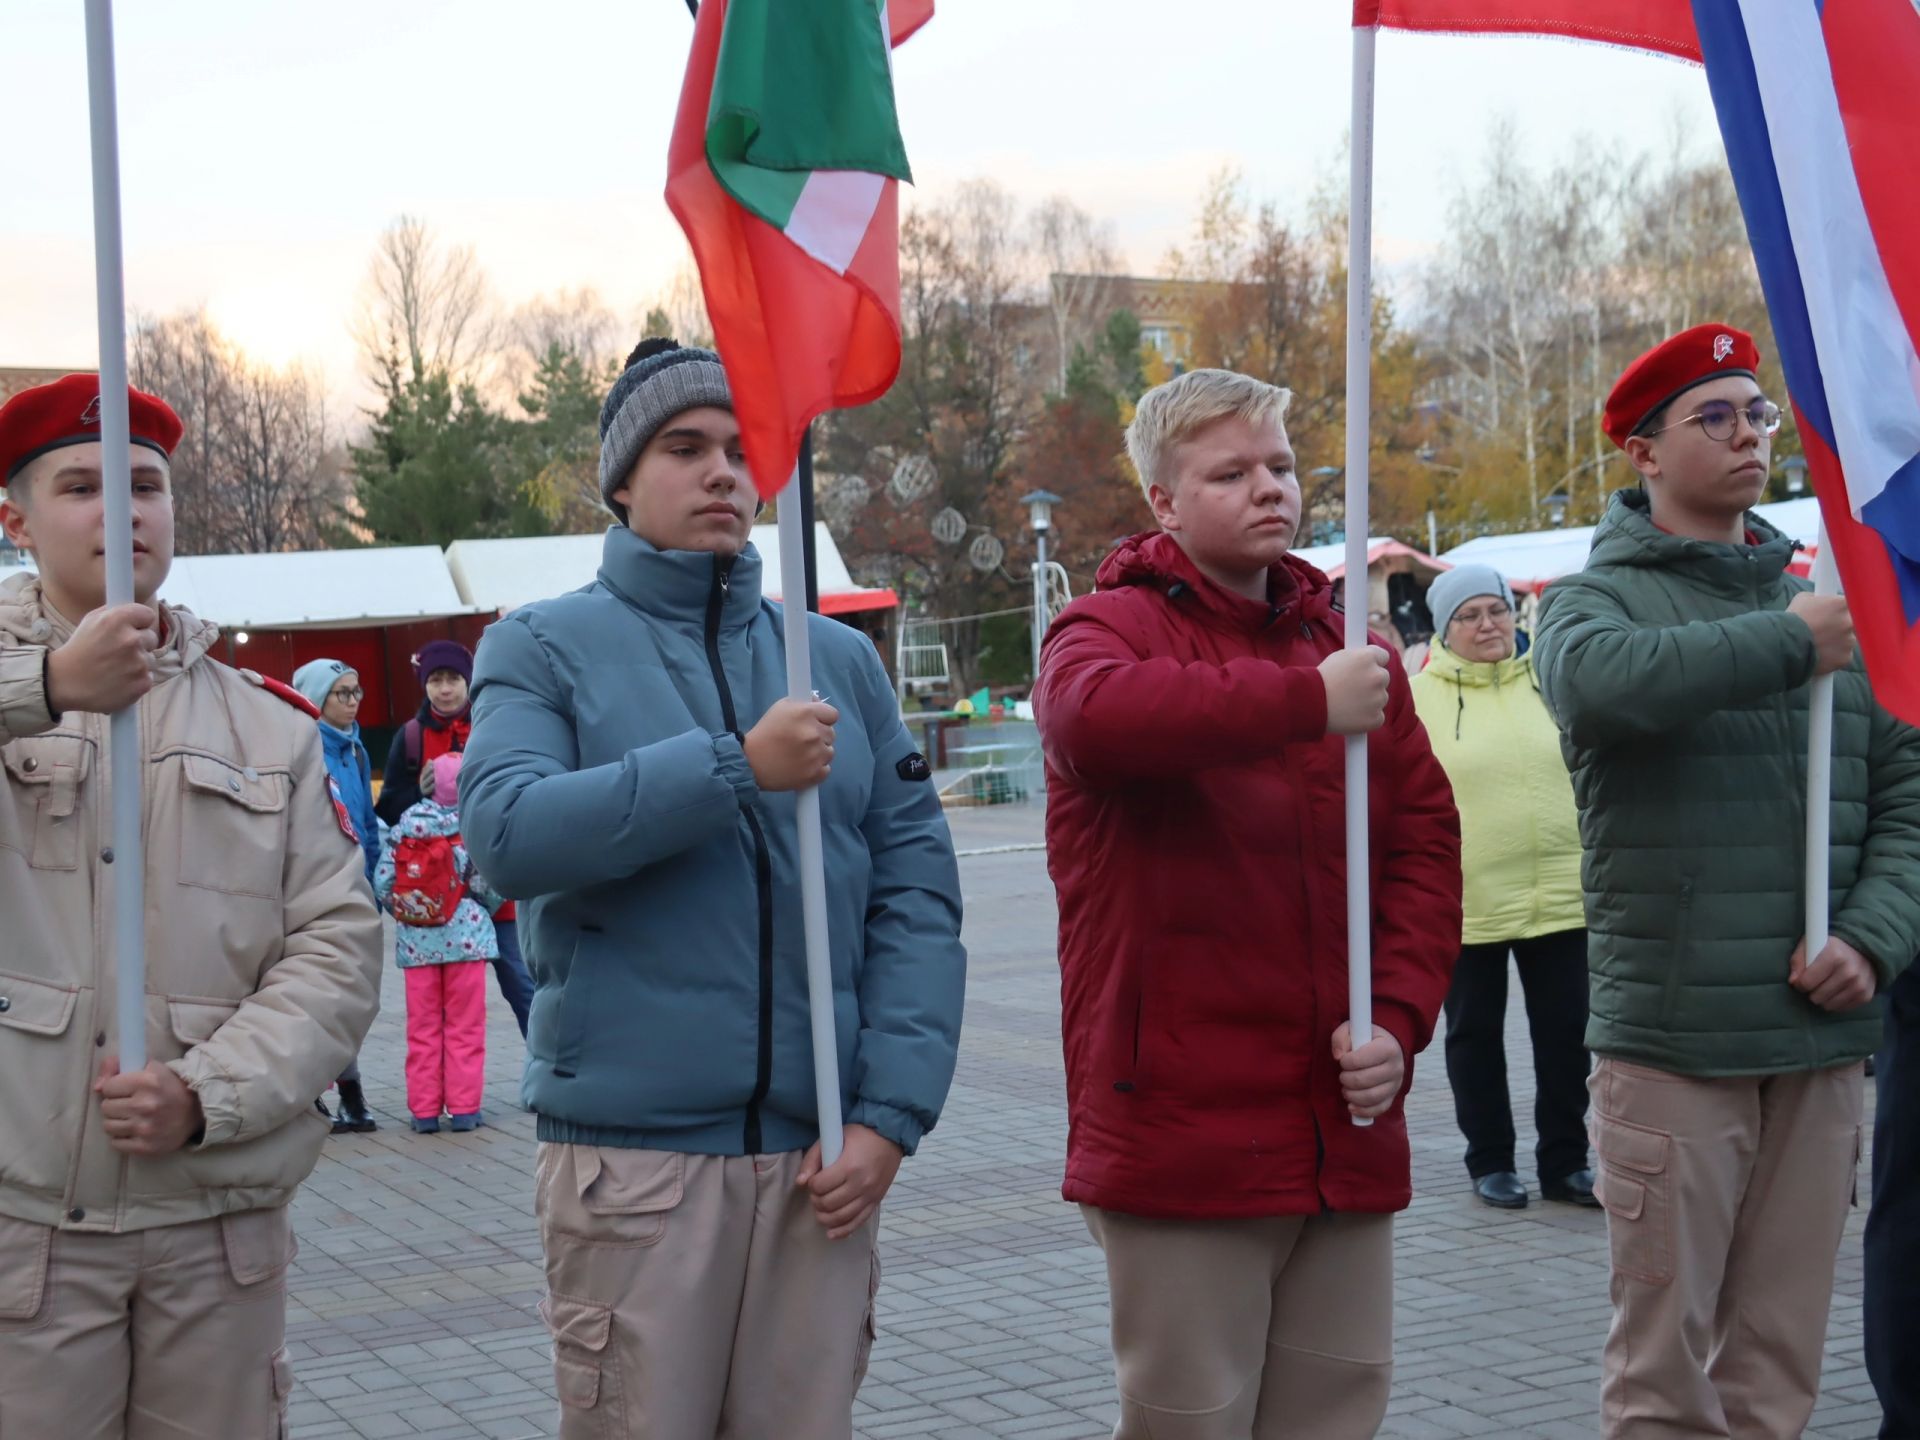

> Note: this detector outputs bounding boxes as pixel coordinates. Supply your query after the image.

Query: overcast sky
[1,0,1720,407]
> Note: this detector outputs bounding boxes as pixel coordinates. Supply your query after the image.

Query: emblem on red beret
[1602,324,1763,450]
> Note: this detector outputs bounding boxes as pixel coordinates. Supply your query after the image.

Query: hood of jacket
[1094,530,1339,635]
[394,798,462,840]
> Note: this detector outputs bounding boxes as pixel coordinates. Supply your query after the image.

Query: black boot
[332,1079,378,1134]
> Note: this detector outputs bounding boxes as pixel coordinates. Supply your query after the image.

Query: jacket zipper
[704,557,776,1154]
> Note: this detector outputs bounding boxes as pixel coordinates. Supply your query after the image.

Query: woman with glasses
[293,657,383,1133]
[1411,565,1594,1210]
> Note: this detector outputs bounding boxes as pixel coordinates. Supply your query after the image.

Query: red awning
[817,588,899,616]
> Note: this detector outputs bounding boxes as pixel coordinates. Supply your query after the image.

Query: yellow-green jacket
[1410,639,1584,946]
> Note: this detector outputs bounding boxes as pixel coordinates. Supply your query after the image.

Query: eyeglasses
[1450,603,1512,629]
[1646,399,1783,443]
[329,687,365,702]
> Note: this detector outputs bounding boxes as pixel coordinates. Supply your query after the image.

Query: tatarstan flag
[666,0,926,501]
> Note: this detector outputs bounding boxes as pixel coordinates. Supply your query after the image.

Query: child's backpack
[389,830,467,927]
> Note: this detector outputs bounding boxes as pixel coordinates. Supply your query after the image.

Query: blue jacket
[461,527,966,1157]
[317,719,381,884]
[374,800,502,967]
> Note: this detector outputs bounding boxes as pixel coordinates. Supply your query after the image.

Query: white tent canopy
[1440,497,1824,590]
[153,547,482,629]
[446,523,894,615]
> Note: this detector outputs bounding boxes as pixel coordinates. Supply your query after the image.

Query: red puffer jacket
[1035,532,1461,1218]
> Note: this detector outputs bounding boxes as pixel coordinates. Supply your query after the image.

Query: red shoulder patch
[242,670,320,719]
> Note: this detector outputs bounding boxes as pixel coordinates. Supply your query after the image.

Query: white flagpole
[1343,22,1379,1126]
[84,0,148,1072]
[776,476,845,1166]
[1804,523,1840,958]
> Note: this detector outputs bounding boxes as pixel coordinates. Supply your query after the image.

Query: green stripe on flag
[707,0,911,230]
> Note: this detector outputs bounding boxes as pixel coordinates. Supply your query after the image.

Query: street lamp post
[1021,489,1062,687]
[1544,491,1571,528]
[1781,453,1810,498]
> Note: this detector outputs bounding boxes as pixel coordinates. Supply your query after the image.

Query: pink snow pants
[404,962,487,1118]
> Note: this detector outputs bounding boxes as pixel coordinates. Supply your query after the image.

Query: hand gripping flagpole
[1343,22,1378,1125]
[85,0,148,1072]
[776,475,845,1166]
[1804,523,1840,959]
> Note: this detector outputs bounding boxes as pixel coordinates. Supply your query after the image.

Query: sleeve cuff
[847,1098,927,1157]
[0,647,59,738]
[712,731,761,810]
[168,1056,245,1147]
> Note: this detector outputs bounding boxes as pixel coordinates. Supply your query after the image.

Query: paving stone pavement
[290,803,1882,1439]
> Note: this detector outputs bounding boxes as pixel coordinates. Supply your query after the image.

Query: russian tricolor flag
[1357,0,1920,725]
[1693,0,1920,726]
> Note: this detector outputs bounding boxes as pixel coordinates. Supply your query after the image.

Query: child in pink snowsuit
[374,752,502,1132]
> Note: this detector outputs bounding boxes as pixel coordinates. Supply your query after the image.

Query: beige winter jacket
[0,574,382,1233]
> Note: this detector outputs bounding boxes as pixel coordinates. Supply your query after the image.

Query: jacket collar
[1424,638,1535,690]
[1095,530,1335,636]
[596,524,764,629]
[0,573,215,686]
[1588,488,1798,598]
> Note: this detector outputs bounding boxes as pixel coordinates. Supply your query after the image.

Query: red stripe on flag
[1355,0,1700,61]
[890,0,934,46]
[1822,0,1920,349]
[1800,411,1920,727]
[665,0,905,500]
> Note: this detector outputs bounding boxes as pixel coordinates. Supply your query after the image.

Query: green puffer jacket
[1534,489,1920,1076]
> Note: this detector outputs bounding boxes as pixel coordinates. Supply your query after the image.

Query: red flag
[1354,0,1699,62]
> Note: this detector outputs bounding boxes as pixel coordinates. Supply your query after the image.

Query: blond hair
[1124,368,1293,500]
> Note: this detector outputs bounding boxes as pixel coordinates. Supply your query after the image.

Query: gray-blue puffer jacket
[460,526,966,1157]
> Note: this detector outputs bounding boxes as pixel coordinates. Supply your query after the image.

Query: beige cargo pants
[1591,1057,1864,1439]
[0,1206,295,1438]
[534,1142,880,1440]
[1083,1206,1395,1440]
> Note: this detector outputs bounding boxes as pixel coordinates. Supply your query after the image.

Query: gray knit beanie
[598,338,733,522]
[291,658,354,714]
[1426,563,1515,639]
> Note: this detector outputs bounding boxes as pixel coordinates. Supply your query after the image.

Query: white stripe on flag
[1740,0,1920,517]
[785,169,886,276]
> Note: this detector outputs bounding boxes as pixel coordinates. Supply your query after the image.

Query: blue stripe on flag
[1690,2,1838,451]
[1695,1,1920,624]
[1861,456,1920,618]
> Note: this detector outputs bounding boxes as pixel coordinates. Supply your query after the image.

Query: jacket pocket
[156,995,240,1067]
[219,1206,295,1293]
[2,733,91,871]
[174,752,290,898]
[552,931,597,1080]
[0,970,80,1039]
[0,1213,53,1323]
[1658,878,1695,1028]
[1594,1114,1672,1286]
[542,1293,621,1435]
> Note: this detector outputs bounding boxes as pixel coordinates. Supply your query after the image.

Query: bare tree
[131,311,345,554]
[1030,196,1119,389]
[352,215,496,394]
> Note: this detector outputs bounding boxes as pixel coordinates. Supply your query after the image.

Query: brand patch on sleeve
[896,752,932,783]
[327,775,360,844]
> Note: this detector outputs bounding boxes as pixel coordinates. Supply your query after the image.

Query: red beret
[0,373,184,483]
[1603,324,1762,450]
